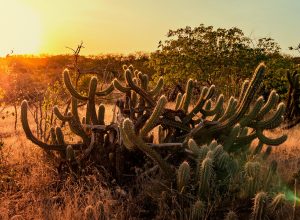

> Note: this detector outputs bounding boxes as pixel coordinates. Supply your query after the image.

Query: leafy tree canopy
[150,24,293,97]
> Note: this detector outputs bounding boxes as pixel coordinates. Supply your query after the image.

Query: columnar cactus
[20,63,289,219]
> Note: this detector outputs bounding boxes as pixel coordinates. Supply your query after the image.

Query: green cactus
[97,104,105,125]
[20,63,289,219]
[252,192,268,220]
[245,161,261,179]
[21,100,66,151]
[122,118,173,178]
[149,76,164,96]
[113,78,131,93]
[175,92,183,110]
[158,125,166,144]
[191,200,205,220]
[55,127,65,145]
[198,157,214,195]
[268,193,285,213]
[181,78,194,112]
[140,95,167,137]
[177,161,190,193]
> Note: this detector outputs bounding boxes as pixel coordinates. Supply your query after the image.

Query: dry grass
[269,126,300,182]
[0,107,117,220]
[0,105,300,219]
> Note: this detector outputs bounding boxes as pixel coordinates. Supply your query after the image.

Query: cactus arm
[148,77,164,96]
[125,69,155,107]
[218,97,238,122]
[95,83,114,96]
[53,106,73,121]
[182,79,194,113]
[123,118,173,178]
[87,77,98,125]
[257,90,279,120]
[140,95,167,137]
[198,157,214,195]
[177,161,190,193]
[130,91,137,108]
[252,103,285,129]
[191,63,266,138]
[141,74,149,90]
[68,117,90,144]
[252,192,268,220]
[158,125,166,144]
[71,97,81,123]
[256,129,287,146]
[185,85,216,123]
[21,100,66,151]
[233,132,257,149]
[237,80,249,105]
[55,127,65,145]
[223,124,241,151]
[113,79,131,93]
[220,63,266,128]
[201,94,224,117]
[239,96,264,127]
[120,125,135,150]
[162,118,191,132]
[97,104,105,125]
[63,69,88,100]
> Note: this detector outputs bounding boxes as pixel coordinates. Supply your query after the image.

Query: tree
[150,24,292,97]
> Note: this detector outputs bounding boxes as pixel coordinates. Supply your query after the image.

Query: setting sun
[0,0,41,56]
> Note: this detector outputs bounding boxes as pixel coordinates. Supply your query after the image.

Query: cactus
[20,63,289,219]
[140,95,167,137]
[177,161,190,193]
[123,118,172,178]
[181,78,194,112]
[97,104,105,125]
[252,192,268,220]
[191,200,205,220]
[198,157,214,195]
[268,193,286,213]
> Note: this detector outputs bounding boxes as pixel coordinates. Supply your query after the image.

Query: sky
[0,0,299,56]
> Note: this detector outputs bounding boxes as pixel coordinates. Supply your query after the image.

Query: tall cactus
[20,63,289,219]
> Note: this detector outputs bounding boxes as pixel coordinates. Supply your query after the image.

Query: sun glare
[0,0,42,56]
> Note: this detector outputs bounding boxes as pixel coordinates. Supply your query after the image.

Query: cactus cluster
[20,63,289,218]
[165,137,285,219]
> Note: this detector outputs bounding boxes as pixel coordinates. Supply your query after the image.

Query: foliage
[149,24,294,97]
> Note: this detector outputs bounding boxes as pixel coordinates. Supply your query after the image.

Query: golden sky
[0,0,299,56]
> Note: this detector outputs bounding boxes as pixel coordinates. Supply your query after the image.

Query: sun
[0,0,42,56]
